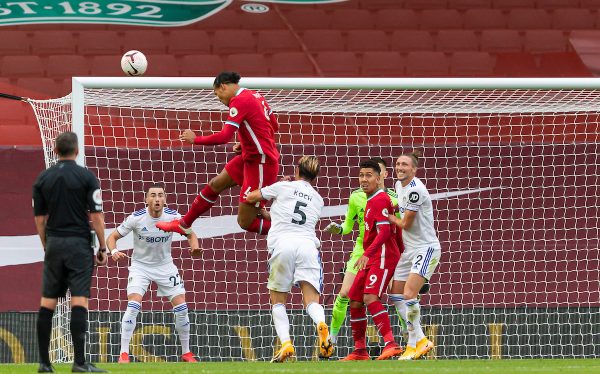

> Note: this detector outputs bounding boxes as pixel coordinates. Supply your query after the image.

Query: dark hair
[370,157,387,168]
[402,150,422,167]
[55,131,78,156]
[298,155,320,181]
[359,159,381,174]
[146,183,165,194]
[213,71,241,87]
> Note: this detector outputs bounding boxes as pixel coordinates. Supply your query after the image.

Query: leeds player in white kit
[106,184,201,363]
[388,152,441,360]
[246,156,333,363]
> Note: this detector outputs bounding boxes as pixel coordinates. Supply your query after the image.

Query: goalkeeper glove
[324,222,343,234]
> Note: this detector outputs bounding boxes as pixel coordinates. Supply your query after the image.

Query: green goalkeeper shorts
[345,250,364,276]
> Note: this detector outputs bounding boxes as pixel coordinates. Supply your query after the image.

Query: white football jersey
[260,180,324,250]
[116,207,181,266]
[396,177,441,251]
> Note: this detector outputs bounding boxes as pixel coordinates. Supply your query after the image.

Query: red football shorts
[224,155,279,206]
[348,265,395,302]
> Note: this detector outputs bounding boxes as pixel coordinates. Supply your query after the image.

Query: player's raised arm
[186,231,202,258]
[180,126,237,146]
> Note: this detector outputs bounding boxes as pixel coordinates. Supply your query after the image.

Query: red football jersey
[225,88,280,163]
[363,189,401,268]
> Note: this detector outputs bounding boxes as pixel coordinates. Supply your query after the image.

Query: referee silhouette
[33,132,108,373]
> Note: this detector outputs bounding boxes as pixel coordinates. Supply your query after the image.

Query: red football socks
[182,185,220,227]
[349,306,367,350]
[367,301,395,346]
[246,217,271,235]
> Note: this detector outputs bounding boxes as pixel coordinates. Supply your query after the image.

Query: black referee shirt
[32,160,102,239]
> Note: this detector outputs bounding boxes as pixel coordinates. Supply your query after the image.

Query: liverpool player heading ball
[157,72,280,236]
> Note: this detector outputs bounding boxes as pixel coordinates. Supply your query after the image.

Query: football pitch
[3,360,600,374]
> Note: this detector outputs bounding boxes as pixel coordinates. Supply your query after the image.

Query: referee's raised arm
[32,131,107,373]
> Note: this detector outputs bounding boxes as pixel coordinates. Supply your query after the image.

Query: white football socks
[173,303,191,354]
[405,298,425,343]
[120,301,141,354]
[271,303,291,344]
[306,302,326,326]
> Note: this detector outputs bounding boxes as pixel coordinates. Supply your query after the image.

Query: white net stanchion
[29,78,599,361]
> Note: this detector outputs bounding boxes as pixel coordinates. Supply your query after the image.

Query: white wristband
[110,248,119,255]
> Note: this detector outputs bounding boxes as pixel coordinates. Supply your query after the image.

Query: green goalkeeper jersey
[341,187,399,256]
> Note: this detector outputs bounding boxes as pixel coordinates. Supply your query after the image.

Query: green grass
[2,360,600,374]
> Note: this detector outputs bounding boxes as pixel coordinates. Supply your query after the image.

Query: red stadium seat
[420,10,463,29]
[285,10,330,30]
[212,30,256,54]
[270,52,314,77]
[47,55,89,79]
[536,0,576,9]
[464,9,506,30]
[0,100,28,126]
[406,51,449,76]
[447,0,492,9]
[481,30,522,53]
[239,10,287,30]
[494,52,539,76]
[330,9,375,30]
[193,10,241,30]
[303,30,345,52]
[91,56,122,76]
[375,10,419,31]
[391,31,435,53]
[0,125,40,144]
[316,52,360,77]
[436,30,479,52]
[361,52,405,76]
[122,30,167,54]
[450,51,495,76]
[180,55,224,76]
[403,0,448,9]
[0,31,30,55]
[144,55,179,77]
[492,0,535,9]
[552,9,596,30]
[358,0,406,10]
[78,31,122,56]
[524,30,568,54]
[1,56,44,78]
[508,9,551,30]
[17,78,65,98]
[225,54,269,76]
[31,31,76,55]
[581,0,600,7]
[538,52,591,77]
[347,30,389,52]
[257,30,301,53]
[168,30,211,55]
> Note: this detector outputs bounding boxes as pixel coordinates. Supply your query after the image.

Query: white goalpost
[28,77,599,362]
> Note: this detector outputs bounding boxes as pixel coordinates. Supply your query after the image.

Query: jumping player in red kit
[157,71,279,236]
[342,159,403,361]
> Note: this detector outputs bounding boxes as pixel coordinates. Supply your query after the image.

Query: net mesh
[29,85,600,361]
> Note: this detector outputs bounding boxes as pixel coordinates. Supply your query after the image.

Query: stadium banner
[1,308,599,363]
[0,0,347,27]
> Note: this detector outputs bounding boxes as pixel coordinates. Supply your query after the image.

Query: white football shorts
[267,238,322,294]
[127,261,185,300]
[393,246,441,282]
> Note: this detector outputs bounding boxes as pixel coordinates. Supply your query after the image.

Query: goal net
[28,78,599,362]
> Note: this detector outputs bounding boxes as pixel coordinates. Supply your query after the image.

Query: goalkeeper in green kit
[324,157,407,347]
